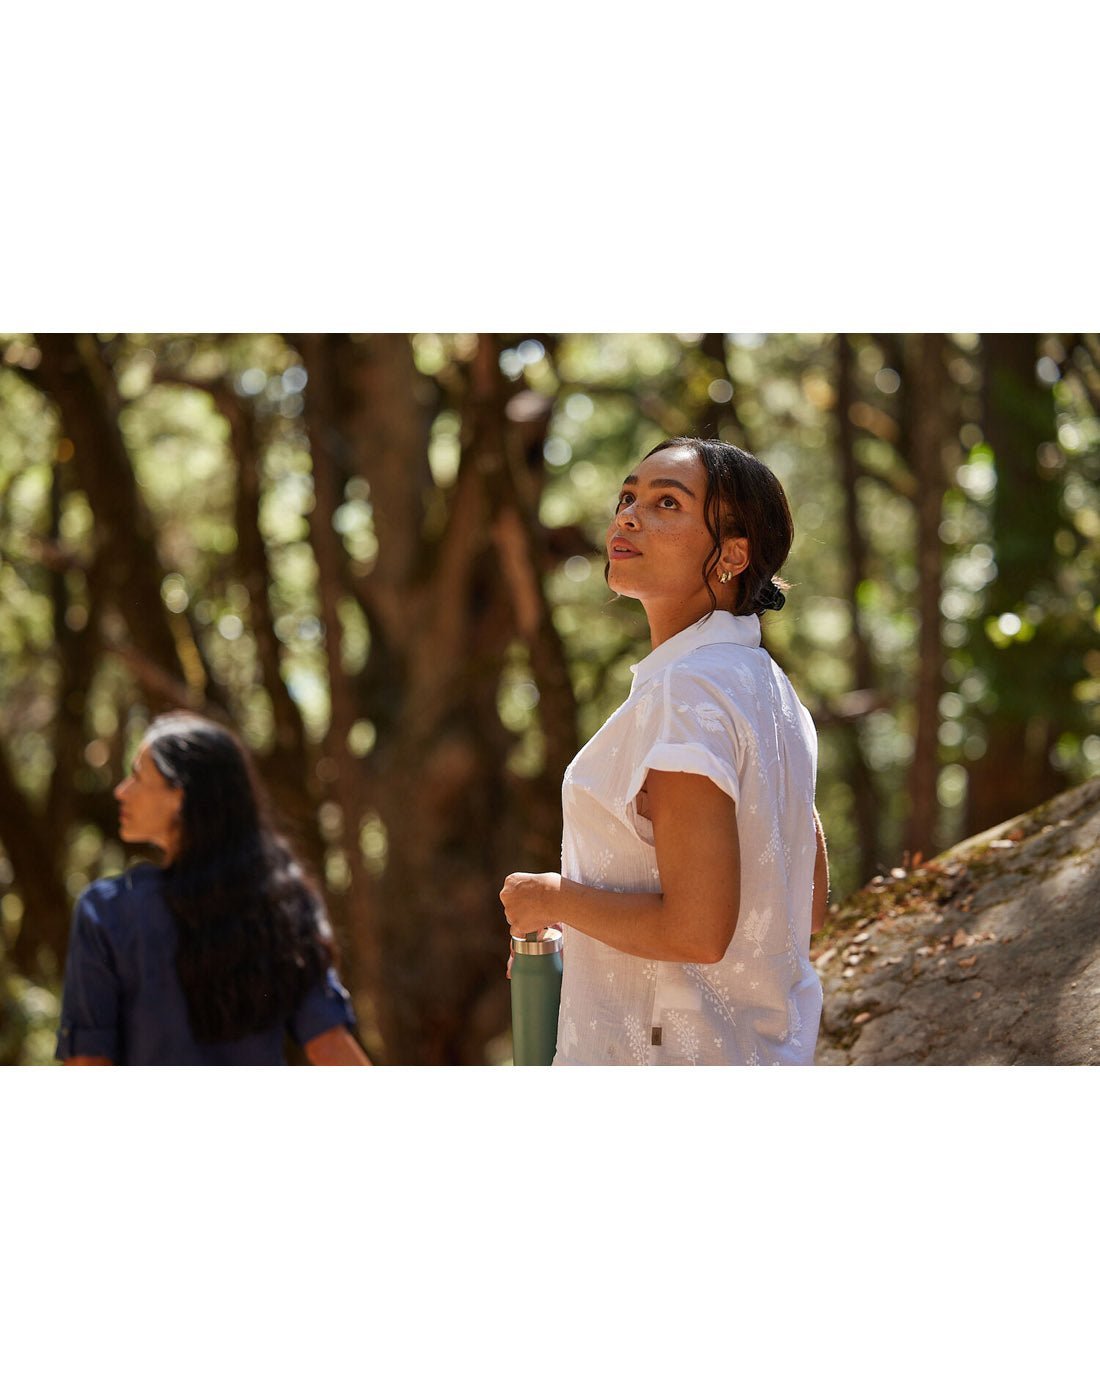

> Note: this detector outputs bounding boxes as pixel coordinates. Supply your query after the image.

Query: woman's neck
[642,596,718,651]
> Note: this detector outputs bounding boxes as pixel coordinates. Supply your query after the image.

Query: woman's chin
[607,571,641,599]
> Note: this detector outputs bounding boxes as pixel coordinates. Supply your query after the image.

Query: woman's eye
[659,496,679,508]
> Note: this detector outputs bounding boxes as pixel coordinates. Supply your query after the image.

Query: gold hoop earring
[717,570,733,585]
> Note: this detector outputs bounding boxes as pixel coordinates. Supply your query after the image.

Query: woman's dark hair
[642,436,794,618]
[143,711,334,1044]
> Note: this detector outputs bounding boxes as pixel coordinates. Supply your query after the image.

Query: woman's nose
[114,777,130,800]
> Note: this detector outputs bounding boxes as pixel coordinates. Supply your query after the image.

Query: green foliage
[0,967,59,1065]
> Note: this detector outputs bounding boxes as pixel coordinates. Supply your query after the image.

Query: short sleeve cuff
[288,968,357,1046]
[625,740,740,841]
[56,1023,119,1062]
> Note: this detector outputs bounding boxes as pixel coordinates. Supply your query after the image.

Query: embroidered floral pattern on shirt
[757,822,781,868]
[588,848,614,883]
[623,1015,649,1065]
[690,701,726,733]
[785,994,804,1049]
[634,689,655,728]
[684,963,739,1030]
[738,905,770,958]
[666,1010,701,1065]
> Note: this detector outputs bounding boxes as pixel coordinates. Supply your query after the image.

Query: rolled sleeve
[623,670,746,841]
[287,967,357,1046]
[625,740,740,842]
[56,894,122,1062]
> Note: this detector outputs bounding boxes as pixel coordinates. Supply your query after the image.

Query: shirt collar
[630,609,761,688]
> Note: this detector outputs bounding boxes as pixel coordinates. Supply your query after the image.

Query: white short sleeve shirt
[555,609,822,1066]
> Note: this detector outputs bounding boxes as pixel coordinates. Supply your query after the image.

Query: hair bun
[756,579,786,612]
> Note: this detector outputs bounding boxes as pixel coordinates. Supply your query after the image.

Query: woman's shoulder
[77,862,165,917]
[665,645,758,707]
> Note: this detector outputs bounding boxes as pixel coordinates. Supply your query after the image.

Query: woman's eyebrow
[620,474,697,498]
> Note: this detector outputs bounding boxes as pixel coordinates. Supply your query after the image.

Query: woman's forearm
[552,878,727,963]
[502,871,729,963]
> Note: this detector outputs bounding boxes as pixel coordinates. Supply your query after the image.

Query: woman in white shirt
[500,436,828,1065]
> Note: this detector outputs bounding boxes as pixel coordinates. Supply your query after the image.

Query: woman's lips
[609,536,641,558]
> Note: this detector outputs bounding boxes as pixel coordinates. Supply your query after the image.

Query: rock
[813,777,1100,1065]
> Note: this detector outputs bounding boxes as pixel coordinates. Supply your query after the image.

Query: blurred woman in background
[501,437,828,1065]
[58,711,368,1065]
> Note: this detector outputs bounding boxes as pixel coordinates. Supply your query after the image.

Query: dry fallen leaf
[853,1011,872,1024]
[972,989,983,1000]
[951,930,969,948]
[958,955,978,968]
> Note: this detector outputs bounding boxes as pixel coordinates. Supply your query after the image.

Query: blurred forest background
[1,331,1097,1064]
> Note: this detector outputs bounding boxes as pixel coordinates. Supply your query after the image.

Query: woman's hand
[304,1026,371,1065]
[499,871,562,937]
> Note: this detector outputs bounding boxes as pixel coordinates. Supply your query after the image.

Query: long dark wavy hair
[641,437,795,618]
[143,712,334,1044]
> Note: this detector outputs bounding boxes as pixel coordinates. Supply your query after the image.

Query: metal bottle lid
[510,929,563,956]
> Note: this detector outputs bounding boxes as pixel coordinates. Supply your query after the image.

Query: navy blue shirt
[56,864,357,1065]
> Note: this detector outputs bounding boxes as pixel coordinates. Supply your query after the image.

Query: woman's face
[606,446,745,606]
[114,744,183,853]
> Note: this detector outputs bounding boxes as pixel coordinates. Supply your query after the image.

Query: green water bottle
[510,929,563,1065]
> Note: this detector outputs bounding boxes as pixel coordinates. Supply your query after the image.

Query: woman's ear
[720,536,750,578]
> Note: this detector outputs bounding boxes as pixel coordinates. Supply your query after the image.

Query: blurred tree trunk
[296,334,381,1008]
[967,335,1065,833]
[44,458,100,846]
[302,334,575,1063]
[904,333,949,861]
[30,335,191,690]
[835,334,881,882]
[0,741,70,974]
[222,386,325,873]
[698,333,754,446]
